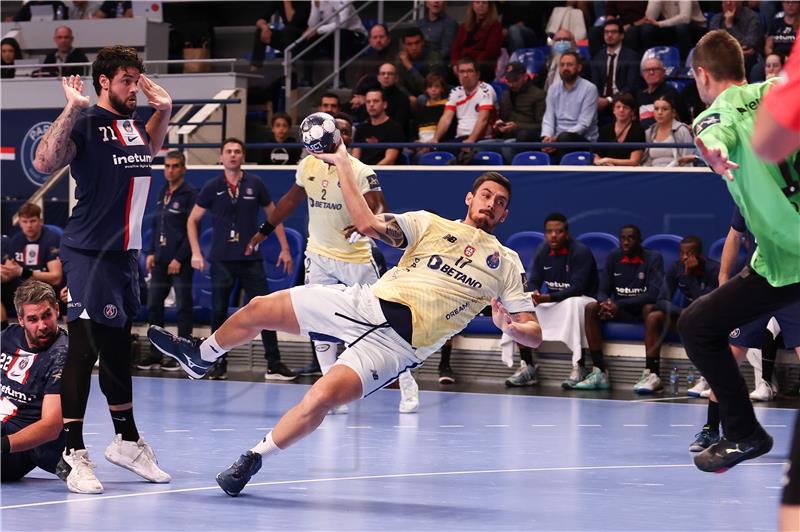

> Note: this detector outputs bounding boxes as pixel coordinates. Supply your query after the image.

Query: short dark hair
[365,88,386,102]
[620,224,642,240]
[271,112,292,128]
[603,19,623,34]
[681,235,703,251]
[164,150,185,166]
[472,172,512,207]
[559,51,581,64]
[332,111,352,127]
[17,202,42,219]
[14,280,58,318]
[403,26,424,42]
[612,92,637,116]
[319,92,340,105]
[221,137,245,153]
[544,212,568,231]
[457,56,478,71]
[653,94,677,112]
[692,29,745,82]
[92,45,144,95]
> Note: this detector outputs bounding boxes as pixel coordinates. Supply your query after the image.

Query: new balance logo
[443,234,457,243]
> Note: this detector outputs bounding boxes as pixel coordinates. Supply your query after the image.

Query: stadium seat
[44,224,63,236]
[642,233,683,268]
[395,152,410,165]
[576,232,619,272]
[419,151,455,165]
[509,47,547,77]
[643,46,681,78]
[375,239,404,269]
[505,231,545,274]
[512,151,550,165]
[259,226,304,292]
[708,235,747,274]
[560,151,592,165]
[472,151,504,165]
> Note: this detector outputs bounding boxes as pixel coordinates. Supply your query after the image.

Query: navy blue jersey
[529,238,598,301]
[0,324,67,431]
[730,205,756,265]
[1,235,11,262]
[62,106,152,252]
[598,248,664,308]
[148,181,197,264]
[657,257,720,313]
[7,227,60,276]
[196,173,271,262]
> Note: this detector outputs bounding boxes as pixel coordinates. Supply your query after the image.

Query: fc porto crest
[486,251,501,269]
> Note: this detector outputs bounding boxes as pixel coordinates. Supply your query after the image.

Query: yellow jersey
[296,154,382,263]
[371,211,534,353]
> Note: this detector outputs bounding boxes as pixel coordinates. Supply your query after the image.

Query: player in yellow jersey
[149,142,542,496]
[243,113,421,413]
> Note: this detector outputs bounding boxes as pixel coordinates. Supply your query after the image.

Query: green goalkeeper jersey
[693,80,800,287]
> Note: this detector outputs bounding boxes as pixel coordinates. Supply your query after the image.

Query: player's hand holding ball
[301,112,342,155]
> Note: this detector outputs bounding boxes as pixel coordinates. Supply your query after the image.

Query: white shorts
[289,283,422,397]
[304,251,380,286]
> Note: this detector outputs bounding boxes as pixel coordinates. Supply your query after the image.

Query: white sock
[315,341,339,374]
[250,431,281,457]
[200,333,226,362]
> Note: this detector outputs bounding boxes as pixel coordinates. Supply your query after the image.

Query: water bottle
[670,367,680,395]
[55,4,65,19]
[686,369,696,391]
[115,1,125,18]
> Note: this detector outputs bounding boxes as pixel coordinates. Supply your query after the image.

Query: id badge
[159,234,167,247]
[229,230,239,243]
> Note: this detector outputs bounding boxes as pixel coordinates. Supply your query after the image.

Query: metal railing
[0,58,238,76]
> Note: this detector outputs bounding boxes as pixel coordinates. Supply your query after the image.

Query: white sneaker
[104,434,171,483]
[398,374,420,414]
[749,379,777,402]
[687,376,710,398]
[634,370,663,394]
[58,449,104,494]
[328,404,349,415]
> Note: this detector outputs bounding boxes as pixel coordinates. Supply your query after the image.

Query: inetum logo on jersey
[20,121,53,186]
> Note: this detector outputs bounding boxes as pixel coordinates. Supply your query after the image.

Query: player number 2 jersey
[371,211,534,353]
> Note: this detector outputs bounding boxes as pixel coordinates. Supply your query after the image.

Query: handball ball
[300,112,341,154]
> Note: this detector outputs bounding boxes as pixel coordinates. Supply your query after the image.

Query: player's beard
[469,208,495,232]
[109,90,136,116]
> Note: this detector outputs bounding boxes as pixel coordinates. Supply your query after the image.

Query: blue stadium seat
[395,152,410,165]
[491,81,508,100]
[708,235,747,274]
[511,151,550,165]
[44,224,63,236]
[259,227,304,292]
[505,231,545,274]
[560,151,592,165]
[509,47,547,77]
[375,239,405,270]
[575,232,619,272]
[472,151,504,165]
[419,151,455,165]
[642,233,683,268]
[667,80,689,93]
[643,46,681,78]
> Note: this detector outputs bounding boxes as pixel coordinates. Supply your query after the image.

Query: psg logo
[18,357,29,370]
[729,328,741,339]
[486,251,501,269]
[104,304,119,319]
[20,121,53,186]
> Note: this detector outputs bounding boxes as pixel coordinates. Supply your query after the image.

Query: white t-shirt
[445,82,497,138]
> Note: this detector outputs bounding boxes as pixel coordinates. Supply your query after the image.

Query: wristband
[258,221,275,236]
[1,435,10,454]
[20,267,33,280]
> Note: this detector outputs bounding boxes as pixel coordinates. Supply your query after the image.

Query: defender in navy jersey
[505,213,599,389]
[1,281,66,482]
[578,225,664,390]
[0,203,63,320]
[33,45,172,494]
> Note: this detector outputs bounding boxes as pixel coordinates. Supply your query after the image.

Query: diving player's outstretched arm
[491,299,543,349]
[33,76,88,174]
[139,74,172,156]
[313,144,407,248]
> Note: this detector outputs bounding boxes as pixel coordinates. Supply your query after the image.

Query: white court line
[531,424,556,427]
[393,425,417,429]
[439,425,463,428]
[254,428,272,431]
[630,396,689,403]
[164,430,190,433]
[209,428,235,432]
[346,426,372,429]
[670,424,694,427]
[623,424,648,427]
[485,424,509,428]
[2,461,784,511]
[84,432,100,435]
[764,425,787,428]
[577,424,602,427]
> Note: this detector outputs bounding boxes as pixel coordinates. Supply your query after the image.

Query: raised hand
[696,137,739,181]
[62,75,90,108]
[139,74,172,111]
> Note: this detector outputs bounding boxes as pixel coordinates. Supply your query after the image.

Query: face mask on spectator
[553,40,571,55]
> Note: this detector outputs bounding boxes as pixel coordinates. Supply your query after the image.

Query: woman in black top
[594,92,645,166]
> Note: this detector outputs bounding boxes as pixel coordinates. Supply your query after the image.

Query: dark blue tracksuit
[656,258,720,315]
[598,248,664,322]
[529,238,598,300]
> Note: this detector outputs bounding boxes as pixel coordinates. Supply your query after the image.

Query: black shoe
[216,451,262,496]
[148,325,212,379]
[160,357,180,372]
[293,361,322,376]
[438,366,455,384]
[208,360,228,380]
[265,362,297,381]
[693,427,773,473]
[136,351,162,370]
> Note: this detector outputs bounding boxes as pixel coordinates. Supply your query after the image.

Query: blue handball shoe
[147,325,212,379]
[216,451,262,496]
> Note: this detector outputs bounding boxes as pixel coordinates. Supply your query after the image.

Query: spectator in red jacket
[450,0,503,82]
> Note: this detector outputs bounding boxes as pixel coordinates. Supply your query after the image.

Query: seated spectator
[248,1,310,71]
[349,23,395,90]
[396,26,445,99]
[498,1,544,52]
[0,204,63,321]
[352,88,405,165]
[590,19,641,116]
[13,1,68,21]
[764,52,786,79]
[94,1,133,18]
[588,1,648,56]
[415,73,449,143]
[303,0,367,87]
[504,213,598,388]
[418,0,459,59]
[450,0,503,82]
[1,280,67,483]
[333,112,355,152]
[640,0,707,60]
[429,57,497,151]
[544,3,588,41]
[39,26,89,77]
[642,95,695,166]
[576,225,664,390]
[495,61,546,160]
[594,92,646,166]
[636,236,719,393]
[535,27,579,91]
[353,63,413,140]
[319,92,341,114]
[1,37,22,79]
[541,51,599,161]
[765,1,798,57]
[710,0,764,80]
[636,56,689,129]
[258,113,301,165]
[68,1,102,19]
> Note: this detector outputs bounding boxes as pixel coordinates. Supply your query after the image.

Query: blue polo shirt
[598,248,664,308]
[529,238,598,301]
[0,324,67,432]
[657,257,720,314]
[196,173,271,262]
[148,180,197,264]
[63,105,152,252]
[6,227,61,290]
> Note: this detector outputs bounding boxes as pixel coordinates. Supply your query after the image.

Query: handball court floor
[1,374,796,531]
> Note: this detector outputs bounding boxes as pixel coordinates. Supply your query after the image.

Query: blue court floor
[1,375,794,531]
